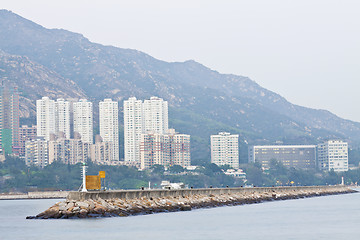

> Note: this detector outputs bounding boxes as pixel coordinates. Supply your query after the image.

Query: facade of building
[248,145,317,170]
[55,98,71,139]
[25,138,48,168]
[90,139,114,165]
[0,86,20,154]
[19,125,37,157]
[211,132,239,169]
[48,138,90,165]
[124,97,143,163]
[124,96,169,165]
[36,97,71,141]
[317,140,348,172]
[36,97,56,141]
[140,129,190,169]
[170,132,191,167]
[73,99,93,144]
[99,99,119,161]
[143,97,168,134]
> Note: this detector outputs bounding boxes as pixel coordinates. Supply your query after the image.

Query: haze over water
[1,191,360,240]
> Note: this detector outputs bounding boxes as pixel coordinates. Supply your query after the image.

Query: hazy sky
[2,0,360,121]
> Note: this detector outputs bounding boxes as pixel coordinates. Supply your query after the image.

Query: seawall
[0,191,69,200]
[67,186,345,201]
[28,185,356,219]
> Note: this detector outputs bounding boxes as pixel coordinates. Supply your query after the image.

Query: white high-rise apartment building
[36,97,56,141]
[211,132,239,169]
[36,97,71,141]
[124,97,143,163]
[124,96,169,164]
[317,140,348,172]
[73,99,93,144]
[99,99,119,161]
[143,97,168,134]
[55,98,70,139]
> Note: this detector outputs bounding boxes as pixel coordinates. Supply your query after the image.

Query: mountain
[0,9,359,163]
[0,50,86,118]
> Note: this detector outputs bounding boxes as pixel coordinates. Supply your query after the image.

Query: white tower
[211,132,239,169]
[124,97,143,163]
[99,99,119,161]
[143,96,168,134]
[317,140,348,172]
[124,96,169,165]
[73,99,93,144]
[55,98,70,139]
[36,97,56,141]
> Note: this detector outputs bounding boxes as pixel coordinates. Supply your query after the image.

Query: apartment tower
[0,85,20,154]
[73,99,93,144]
[317,140,348,172]
[36,97,56,141]
[99,99,119,161]
[211,132,239,169]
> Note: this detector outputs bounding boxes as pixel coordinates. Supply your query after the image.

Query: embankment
[0,191,69,200]
[27,186,356,219]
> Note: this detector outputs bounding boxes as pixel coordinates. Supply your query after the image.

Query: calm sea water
[1,191,360,240]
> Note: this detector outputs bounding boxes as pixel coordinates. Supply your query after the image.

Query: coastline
[27,186,356,219]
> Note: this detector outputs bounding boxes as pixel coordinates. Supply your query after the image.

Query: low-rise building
[90,135,114,165]
[248,145,317,170]
[48,138,90,165]
[25,138,48,168]
[140,129,190,169]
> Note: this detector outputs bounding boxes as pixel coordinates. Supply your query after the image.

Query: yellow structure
[99,171,106,179]
[85,175,101,190]
[85,171,106,190]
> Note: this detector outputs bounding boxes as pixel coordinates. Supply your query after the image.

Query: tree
[150,164,165,175]
[168,165,184,174]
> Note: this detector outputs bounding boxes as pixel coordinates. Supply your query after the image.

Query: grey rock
[72,207,80,212]
[76,201,89,208]
[66,202,75,210]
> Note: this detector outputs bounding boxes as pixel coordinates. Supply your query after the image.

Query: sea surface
[1,190,360,240]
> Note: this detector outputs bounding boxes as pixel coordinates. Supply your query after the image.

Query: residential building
[0,85,20,154]
[99,99,119,161]
[19,125,37,157]
[90,135,114,165]
[211,132,239,169]
[36,97,71,141]
[73,99,93,144]
[36,97,56,141]
[55,98,71,139]
[25,138,48,168]
[143,96,168,134]
[48,138,90,165]
[248,145,317,170]
[124,97,143,163]
[170,131,191,167]
[124,96,168,165]
[317,140,348,172]
[140,129,190,169]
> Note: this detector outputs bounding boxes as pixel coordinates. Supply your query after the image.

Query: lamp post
[81,162,87,192]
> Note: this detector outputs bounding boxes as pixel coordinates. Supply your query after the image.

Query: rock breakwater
[27,186,356,219]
